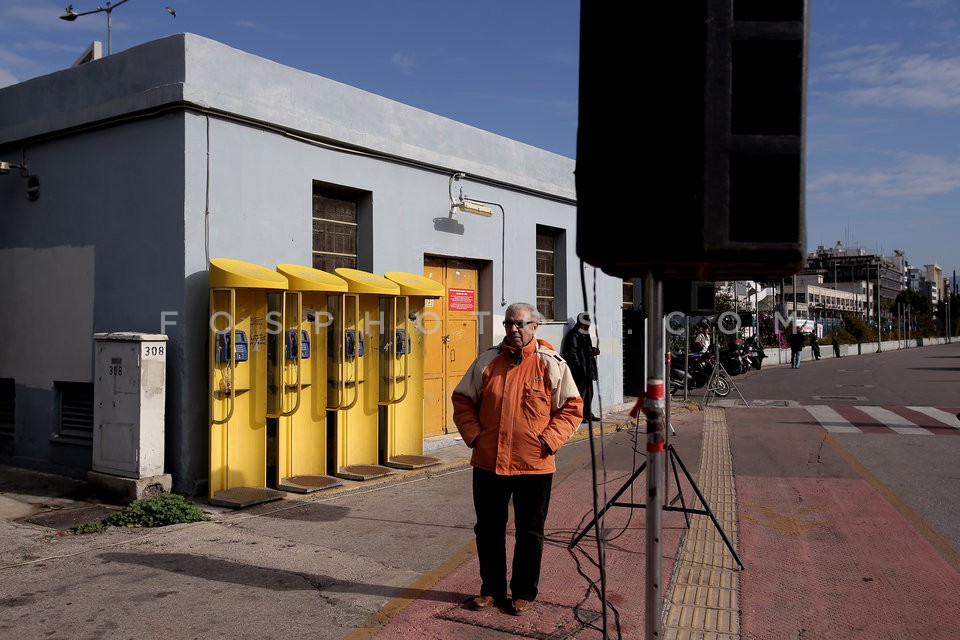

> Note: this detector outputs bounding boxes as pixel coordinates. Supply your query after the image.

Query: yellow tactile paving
[662,407,741,639]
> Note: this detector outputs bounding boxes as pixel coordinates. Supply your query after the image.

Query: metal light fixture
[1,161,40,201]
[60,1,174,56]
[0,161,28,176]
[457,200,493,217]
[447,172,507,305]
[448,172,492,217]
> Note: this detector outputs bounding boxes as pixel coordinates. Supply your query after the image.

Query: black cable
[574,258,608,637]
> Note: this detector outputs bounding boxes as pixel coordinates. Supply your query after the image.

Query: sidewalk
[2,398,960,639]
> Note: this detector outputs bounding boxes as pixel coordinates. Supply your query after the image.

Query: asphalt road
[720,341,960,555]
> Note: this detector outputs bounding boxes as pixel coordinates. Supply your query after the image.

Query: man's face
[503,310,538,349]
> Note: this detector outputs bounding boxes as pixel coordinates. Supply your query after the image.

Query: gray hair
[505,302,543,323]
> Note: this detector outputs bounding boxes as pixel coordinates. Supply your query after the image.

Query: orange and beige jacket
[452,338,583,475]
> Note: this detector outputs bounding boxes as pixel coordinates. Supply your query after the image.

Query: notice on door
[448,288,475,311]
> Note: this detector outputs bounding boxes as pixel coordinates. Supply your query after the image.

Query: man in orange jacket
[452,301,583,616]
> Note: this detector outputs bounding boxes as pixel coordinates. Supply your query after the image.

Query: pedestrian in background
[810,334,821,360]
[832,334,842,358]
[561,311,600,422]
[452,302,582,617]
[788,331,806,368]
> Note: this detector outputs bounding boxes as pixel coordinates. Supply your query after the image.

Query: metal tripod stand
[702,333,750,407]
[567,429,744,571]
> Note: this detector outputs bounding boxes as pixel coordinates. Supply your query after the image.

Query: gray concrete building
[0,34,625,496]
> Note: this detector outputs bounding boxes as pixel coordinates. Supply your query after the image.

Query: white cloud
[809,151,960,203]
[0,3,69,32]
[816,43,960,111]
[390,52,415,74]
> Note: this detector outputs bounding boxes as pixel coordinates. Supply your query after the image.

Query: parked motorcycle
[669,350,730,397]
[742,335,766,370]
[719,338,750,376]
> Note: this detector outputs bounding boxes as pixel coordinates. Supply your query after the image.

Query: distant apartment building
[723,243,946,334]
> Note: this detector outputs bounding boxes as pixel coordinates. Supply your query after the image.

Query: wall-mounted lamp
[449,173,493,217]
[457,200,493,217]
[1,161,40,201]
[0,161,28,176]
[448,171,507,305]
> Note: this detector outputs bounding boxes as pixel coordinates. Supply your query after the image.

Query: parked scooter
[669,349,730,397]
[742,335,766,370]
[719,338,750,376]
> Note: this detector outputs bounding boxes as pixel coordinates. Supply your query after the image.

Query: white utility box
[93,332,168,478]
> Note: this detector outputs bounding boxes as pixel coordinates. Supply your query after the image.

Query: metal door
[422,258,479,435]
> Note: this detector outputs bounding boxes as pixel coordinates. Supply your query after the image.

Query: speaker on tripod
[575,3,809,635]
[576,0,808,282]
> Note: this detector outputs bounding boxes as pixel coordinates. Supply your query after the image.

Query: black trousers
[575,376,594,419]
[472,467,553,602]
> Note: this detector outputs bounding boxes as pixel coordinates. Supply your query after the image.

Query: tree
[894,288,930,317]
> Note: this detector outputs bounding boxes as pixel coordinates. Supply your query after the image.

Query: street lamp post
[60,1,133,55]
[876,260,882,352]
[945,285,951,343]
[61,1,173,55]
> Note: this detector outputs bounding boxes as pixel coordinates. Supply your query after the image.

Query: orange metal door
[422,258,479,436]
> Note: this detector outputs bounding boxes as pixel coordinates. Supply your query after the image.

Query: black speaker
[576,0,808,281]
[664,281,716,316]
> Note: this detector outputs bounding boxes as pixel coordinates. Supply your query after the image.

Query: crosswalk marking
[907,406,960,428]
[805,405,861,433]
[805,405,960,435]
[857,406,932,435]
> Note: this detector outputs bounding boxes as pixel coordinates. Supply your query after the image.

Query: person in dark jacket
[810,334,821,360]
[561,312,600,422]
[832,334,842,358]
[788,331,806,368]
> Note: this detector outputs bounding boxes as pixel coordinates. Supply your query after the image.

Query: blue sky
[1,0,957,280]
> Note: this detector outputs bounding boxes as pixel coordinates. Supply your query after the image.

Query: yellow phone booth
[208,258,288,508]
[271,264,349,493]
[329,268,401,481]
[381,272,446,469]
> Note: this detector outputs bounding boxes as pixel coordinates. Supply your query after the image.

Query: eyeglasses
[503,320,536,329]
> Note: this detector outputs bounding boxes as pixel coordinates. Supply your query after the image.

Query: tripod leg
[702,362,721,405]
[667,449,692,528]
[720,363,751,407]
[568,461,649,549]
[665,445,744,570]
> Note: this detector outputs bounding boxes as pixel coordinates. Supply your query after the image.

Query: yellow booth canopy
[383,272,446,298]
[209,258,288,289]
[276,264,349,292]
[334,268,401,295]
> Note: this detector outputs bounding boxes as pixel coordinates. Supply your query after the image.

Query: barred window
[536,227,558,321]
[58,381,93,442]
[312,188,357,272]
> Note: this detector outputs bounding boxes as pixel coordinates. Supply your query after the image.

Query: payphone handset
[345,330,365,358]
[379,295,409,406]
[286,329,310,360]
[395,329,410,355]
[216,329,249,363]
